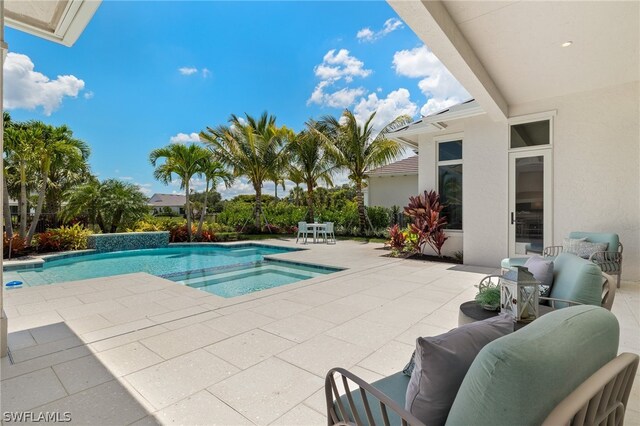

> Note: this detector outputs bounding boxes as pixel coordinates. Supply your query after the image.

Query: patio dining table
[306,223,327,244]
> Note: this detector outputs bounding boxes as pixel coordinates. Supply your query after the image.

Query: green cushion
[335,372,410,426]
[445,305,619,426]
[550,253,603,307]
[569,231,619,253]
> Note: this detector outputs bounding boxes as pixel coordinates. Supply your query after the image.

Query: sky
[4,1,468,199]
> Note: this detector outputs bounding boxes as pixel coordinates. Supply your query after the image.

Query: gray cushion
[445,306,619,426]
[405,315,513,425]
[524,255,554,297]
[573,241,608,258]
[562,237,587,253]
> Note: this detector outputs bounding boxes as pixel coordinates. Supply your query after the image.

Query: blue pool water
[3,244,340,297]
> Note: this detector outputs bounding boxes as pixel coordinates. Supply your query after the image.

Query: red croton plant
[404,190,449,256]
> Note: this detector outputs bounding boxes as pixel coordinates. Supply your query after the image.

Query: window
[510,120,550,148]
[437,140,463,230]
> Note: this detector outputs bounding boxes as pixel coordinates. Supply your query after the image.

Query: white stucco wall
[510,81,640,281]
[367,174,418,209]
[414,81,639,280]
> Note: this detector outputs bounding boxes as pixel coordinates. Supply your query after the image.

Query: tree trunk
[196,179,209,239]
[306,183,315,223]
[274,181,278,200]
[110,209,122,233]
[3,171,13,238]
[19,162,27,239]
[26,179,47,245]
[185,179,192,241]
[355,180,367,234]
[96,212,106,233]
[254,186,262,230]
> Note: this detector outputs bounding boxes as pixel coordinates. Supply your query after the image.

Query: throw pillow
[574,241,609,259]
[524,255,554,297]
[563,237,587,254]
[402,350,416,376]
[405,315,513,425]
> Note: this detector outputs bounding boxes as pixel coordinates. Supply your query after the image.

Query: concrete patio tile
[7,330,37,351]
[16,296,83,316]
[7,310,65,333]
[282,289,341,307]
[125,349,239,409]
[130,416,161,426]
[139,323,227,359]
[0,368,67,412]
[270,403,326,426]
[357,304,426,330]
[203,310,275,336]
[208,357,323,426]
[89,325,169,353]
[421,308,460,330]
[96,342,163,377]
[82,318,156,342]
[250,299,312,319]
[161,310,222,330]
[406,286,464,303]
[65,314,113,335]
[303,304,365,325]
[260,314,334,343]
[56,300,124,321]
[10,335,84,363]
[115,291,174,308]
[33,380,148,425]
[52,355,113,394]
[0,346,92,381]
[4,291,46,306]
[359,280,423,300]
[395,323,450,346]
[386,295,446,315]
[153,390,253,426]
[277,334,371,378]
[147,305,208,324]
[76,287,134,304]
[331,293,387,313]
[204,329,296,369]
[357,340,414,377]
[155,295,206,310]
[99,303,169,325]
[29,322,75,345]
[325,318,402,350]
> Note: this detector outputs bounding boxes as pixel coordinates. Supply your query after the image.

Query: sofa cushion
[550,253,603,307]
[569,231,619,254]
[563,237,587,253]
[445,305,619,426]
[405,315,513,425]
[500,256,528,269]
[573,241,609,259]
[524,255,554,297]
[335,372,410,426]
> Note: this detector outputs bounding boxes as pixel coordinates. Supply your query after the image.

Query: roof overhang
[4,0,101,47]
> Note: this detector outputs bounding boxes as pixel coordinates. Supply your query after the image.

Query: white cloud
[202,68,211,78]
[392,45,470,116]
[83,91,94,100]
[169,132,201,144]
[357,18,404,42]
[3,52,85,116]
[178,67,198,75]
[218,178,254,200]
[354,88,418,133]
[308,49,371,108]
[121,176,133,181]
[135,183,153,196]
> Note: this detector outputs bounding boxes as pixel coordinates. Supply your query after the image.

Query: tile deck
[1,239,639,425]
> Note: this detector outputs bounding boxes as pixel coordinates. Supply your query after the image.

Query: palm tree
[150,143,209,241]
[26,123,89,244]
[315,110,410,233]
[60,177,106,232]
[289,127,337,222]
[196,158,233,239]
[286,167,305,206]
[200,112,291,229]
[2,112,15,237]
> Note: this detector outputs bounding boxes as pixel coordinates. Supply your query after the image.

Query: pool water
[3,244,340,297]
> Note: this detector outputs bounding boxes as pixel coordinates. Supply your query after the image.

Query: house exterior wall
[414,81,639,280]
[367,174,418,209]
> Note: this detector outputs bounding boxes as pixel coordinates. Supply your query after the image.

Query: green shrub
[34,224,92,252]
[366,206,391,229]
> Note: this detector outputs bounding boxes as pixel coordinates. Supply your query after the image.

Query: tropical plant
[404,190,449,256]
[475,279,501,309]
[314,110,410,233]
[196,159,232,239]
[288,127,337,221]
[61,179,148,233]
[34,224,92,253]
[149,143,210,241]
[387,224,406,251]
[200,112,291,229]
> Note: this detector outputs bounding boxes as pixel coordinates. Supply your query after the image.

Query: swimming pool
[3,244,341,296]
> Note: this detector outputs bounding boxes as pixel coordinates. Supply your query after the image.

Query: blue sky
[4,1,467,199]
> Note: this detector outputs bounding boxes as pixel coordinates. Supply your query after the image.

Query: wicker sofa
[326,306,638,426]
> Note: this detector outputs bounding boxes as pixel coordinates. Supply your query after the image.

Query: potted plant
[475,279,501,311]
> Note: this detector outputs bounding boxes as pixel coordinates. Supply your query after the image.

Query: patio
[1,239,639,425]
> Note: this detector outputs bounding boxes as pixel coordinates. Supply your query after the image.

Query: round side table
[458,300,553,331]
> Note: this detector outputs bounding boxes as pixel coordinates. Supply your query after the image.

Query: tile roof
[148,193,187,207]
[367,155,419,176]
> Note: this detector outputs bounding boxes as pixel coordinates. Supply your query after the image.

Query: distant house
[365,155,418,209]
[148,193,186,216]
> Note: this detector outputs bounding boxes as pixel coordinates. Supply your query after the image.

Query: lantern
[500,266,540,322]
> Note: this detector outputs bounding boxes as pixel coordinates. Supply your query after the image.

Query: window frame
[508,111,556,152]
[436,133,464,231]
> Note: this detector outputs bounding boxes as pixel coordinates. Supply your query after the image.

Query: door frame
[508,148,553,257]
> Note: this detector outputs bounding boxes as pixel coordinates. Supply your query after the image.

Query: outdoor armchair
[326,306,638,426]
